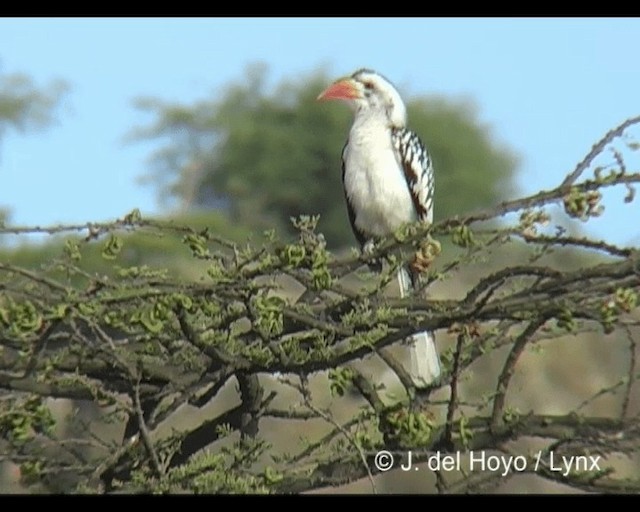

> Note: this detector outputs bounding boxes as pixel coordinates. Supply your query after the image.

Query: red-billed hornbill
[318,68,441,387]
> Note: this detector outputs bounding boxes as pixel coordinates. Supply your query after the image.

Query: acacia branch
[561,115,640,187]
[491,318,547,431]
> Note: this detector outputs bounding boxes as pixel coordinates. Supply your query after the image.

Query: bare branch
[561,115,640,187]
[491,318,547,431]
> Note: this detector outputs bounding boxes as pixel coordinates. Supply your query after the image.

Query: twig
[434,469,447,494]
[561,115,640,188]
[437,172,640,230]
[514,231,634,258]
[263,407,320,420]
[622,324,638,419]
[133,380,162,478]
[444,332,466,448]
[0,216,238,249]
[490,318,546,431]
[350,368,386,413]
[0,262,68,293]
[377,347,416,397]
[288,417,362,464]
[574,376,636,414]
[301,391,378,494]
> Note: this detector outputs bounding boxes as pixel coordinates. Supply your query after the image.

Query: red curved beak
[317,78,361,101]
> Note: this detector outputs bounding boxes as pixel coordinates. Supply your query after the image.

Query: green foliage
[161,446,271,494]
[252,294,285,339]
[600,288,638,334]
[458,415,473,449]
[120,433,275,494]
[563,188,604,221]
[0,204,638,493]
[0,395,55,447]
[328,367,356,397]
[131,64,519,248]
[0,297,43,340]
[451,225,476,247]
[384,408,435,448]
[276,215,334,290]
[101,235,124,260]
[556,308,578,332]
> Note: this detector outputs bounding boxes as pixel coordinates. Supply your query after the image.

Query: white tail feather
[398,267,441,387]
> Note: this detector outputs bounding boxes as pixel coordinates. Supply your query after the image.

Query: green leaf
[183,233,210,259]
[451,225,475,247]
[64,239,82,261]
[102,234,123,260]
[123,207,143,224]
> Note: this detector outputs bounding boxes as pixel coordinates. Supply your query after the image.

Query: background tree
[0,69,68,142]
[131,64,518,248]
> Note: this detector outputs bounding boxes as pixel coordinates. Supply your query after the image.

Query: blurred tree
[131,64,518,248]
[0,70,68,141]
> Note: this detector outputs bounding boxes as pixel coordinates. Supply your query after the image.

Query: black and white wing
[391,127,435,225]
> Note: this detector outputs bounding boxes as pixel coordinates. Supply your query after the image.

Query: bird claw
[362,239,376,256]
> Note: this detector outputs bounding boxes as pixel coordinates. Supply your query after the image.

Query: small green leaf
[102,235,123,260]
[278,243,306,267]
[328,367,356,397]
[64,239,82,261]
[451,225,475,248]
[139,303,168,334]
[123,208,142,224]
[253,295,285,338]
[262,466,283,484]
[459,414,473,448]
[183,233,210,259]
[20,460,44,485]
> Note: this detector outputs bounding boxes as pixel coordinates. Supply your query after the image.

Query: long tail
[397,266,441,387]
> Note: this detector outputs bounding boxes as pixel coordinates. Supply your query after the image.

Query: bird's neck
[351,110,392,142]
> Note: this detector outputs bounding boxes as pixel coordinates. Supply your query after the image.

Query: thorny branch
[0,116,640,494]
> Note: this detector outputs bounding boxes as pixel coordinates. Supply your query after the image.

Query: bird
[317,68,441,387]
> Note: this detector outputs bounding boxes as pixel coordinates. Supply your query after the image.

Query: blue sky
[1,18,639,246]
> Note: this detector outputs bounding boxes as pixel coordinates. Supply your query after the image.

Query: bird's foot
[362,239,383,273]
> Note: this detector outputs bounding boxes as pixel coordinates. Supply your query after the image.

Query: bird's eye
[363,81,373,91]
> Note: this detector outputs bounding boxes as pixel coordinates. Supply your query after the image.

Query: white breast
[343,119,417,238]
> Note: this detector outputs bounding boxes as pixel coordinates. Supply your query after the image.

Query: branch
[444,331,466,448]
[491,318,547,431]
[561,115,640,187]
[133,380,162,477]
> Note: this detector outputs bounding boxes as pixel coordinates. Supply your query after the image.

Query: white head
[317,68,407,128]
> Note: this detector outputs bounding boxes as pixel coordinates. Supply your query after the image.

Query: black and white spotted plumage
[319,69,441,387]
[392,127,434,225]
